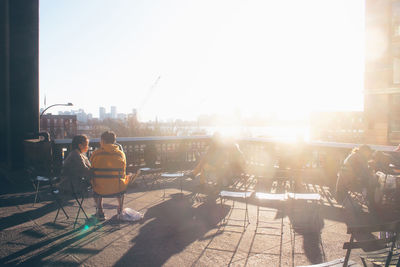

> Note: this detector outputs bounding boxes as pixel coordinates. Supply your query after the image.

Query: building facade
[365,0,400,145]
[40,114,77,139]
[310,111,364,143]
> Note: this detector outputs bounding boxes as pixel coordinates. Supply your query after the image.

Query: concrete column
[0,0,39,170]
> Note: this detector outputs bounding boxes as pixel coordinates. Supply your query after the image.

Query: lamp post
[40,102,73,119]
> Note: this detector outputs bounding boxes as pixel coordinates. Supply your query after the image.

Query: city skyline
[39,0,365,121]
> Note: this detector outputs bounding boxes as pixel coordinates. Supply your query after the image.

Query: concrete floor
[0,175,382,266]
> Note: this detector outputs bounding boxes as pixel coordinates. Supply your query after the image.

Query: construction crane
[139,76,161,111]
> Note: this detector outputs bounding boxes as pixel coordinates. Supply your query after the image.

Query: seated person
[60,135,92,194]
[336,144,376,202]
[90,131,139,220]
[191,134,245,187]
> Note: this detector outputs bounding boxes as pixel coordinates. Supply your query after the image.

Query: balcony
[4,136,399,266]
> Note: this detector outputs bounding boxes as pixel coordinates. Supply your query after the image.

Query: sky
[39,0,365,122]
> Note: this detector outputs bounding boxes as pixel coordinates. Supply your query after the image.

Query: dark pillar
[0,0,39,170]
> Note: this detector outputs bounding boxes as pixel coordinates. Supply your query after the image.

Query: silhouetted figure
[190,134,245,187]
[336,145,376,203]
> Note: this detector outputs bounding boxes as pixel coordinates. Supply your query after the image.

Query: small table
[160,172,186,198]
[138,167,162,189]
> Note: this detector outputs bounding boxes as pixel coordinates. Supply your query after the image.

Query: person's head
[355,144,373,158]
[71,135,89,153]
[100,131,116,145]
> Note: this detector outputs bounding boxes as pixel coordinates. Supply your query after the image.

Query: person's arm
[72,152,92,177]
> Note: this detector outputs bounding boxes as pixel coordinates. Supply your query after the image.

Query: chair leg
[162,175,166,199]
[279,216,284,267]
[256,204,259,229]
[141,174,148,189]
[77,196,89,219]
[343,235,354,267]
[244,198,250,228]
[54,207,60,223]
[73,193,88,229]
[53,197,69,223]
[180,172,183,194]
[360,257,368,267]
[33,180,40,207]
[220,196,225,226]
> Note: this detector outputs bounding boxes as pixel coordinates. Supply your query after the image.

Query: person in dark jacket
[60,135,92,194]
[336,145,375,202]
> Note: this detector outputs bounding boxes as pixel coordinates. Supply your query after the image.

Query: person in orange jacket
[90,131,140,220]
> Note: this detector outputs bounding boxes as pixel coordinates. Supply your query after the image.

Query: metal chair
[32,175,58,206]
[54,179,90,228]
[218,175,252,228]
[137,167,162,189]
[160,172,186,198]
[254,192,287,267]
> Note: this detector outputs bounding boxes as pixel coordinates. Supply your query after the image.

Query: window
[390,119,400,132]
[394,57,400,84]
[392,94,400,105]
[393,2,400,36]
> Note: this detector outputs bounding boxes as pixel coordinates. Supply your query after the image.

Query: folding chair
[54,179,90,228]
[31,175,59,206]
[287,192,323,266]
[218,175,252,228]
[219,190,252,228]
[255,192,287,267]
[160,172,186,198]
[298,220,400,267]
[255,192,286,227]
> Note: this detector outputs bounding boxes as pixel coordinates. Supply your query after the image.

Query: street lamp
[40,102,73,119]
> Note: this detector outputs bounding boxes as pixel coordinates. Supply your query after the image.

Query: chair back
[343,220,400,267]
[92,168,127,196]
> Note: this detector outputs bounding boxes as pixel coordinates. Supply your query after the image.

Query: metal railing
[53,136,212,174]
[49,136,398,185]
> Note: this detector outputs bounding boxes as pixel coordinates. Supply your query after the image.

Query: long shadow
[287,200,325,265]
[0,201,71,231]
[0,192,38,208]
[113,193,229,267]
[0,224,83,266]
[1,217,124,266]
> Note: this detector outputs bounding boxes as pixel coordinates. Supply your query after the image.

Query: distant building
[99,107,106,121]
[117,113,127,120]
[365,0,400,145]
[111,106,117,119]
[40,114,77,139]
[310,111,364,143]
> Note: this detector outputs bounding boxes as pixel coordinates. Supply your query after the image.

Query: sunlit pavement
[0,176,373,266]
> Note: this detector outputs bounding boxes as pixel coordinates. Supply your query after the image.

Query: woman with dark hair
[336,145,376,203]
[60,135,92,194]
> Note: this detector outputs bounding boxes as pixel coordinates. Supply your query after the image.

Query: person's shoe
[94,211,106,221]
[116,208,123,221]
